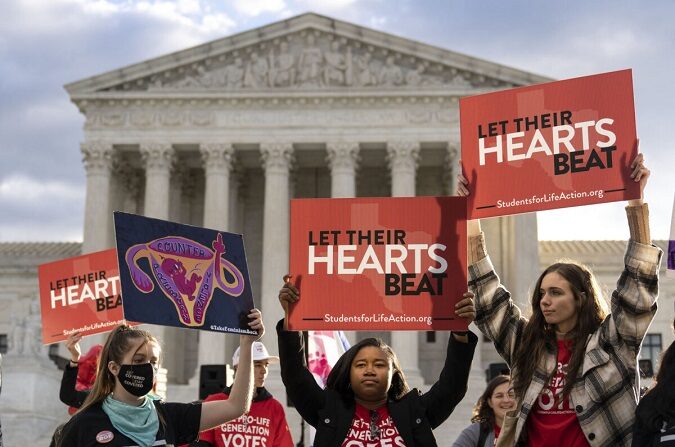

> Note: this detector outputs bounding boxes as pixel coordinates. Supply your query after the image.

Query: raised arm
[59,333,89,408]
[607,152,662,353]
[457,164,527,366]
[199,309,263,431]
[276,276,326,427]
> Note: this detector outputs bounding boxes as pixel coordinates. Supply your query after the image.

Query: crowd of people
[1,154,673,447]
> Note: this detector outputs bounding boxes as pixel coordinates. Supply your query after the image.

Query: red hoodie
[195,387,294,447]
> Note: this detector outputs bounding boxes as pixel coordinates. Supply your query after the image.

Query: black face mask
[117,363,155,397]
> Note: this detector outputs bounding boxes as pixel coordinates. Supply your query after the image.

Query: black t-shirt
[58,400,202,447]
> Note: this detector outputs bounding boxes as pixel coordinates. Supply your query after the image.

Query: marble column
[199,143,235,366]
[386,141,425,388]
[326,142,359,198]
[387,141,419,197]
[202,143,234,231]
[444,142,460,195]
[81,141,113,254]
[140,143,175,219]
[260,143,294,355]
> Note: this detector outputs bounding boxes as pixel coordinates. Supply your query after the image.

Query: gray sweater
[451,422,495,447]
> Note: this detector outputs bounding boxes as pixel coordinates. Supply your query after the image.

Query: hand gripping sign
[115,212,256,334]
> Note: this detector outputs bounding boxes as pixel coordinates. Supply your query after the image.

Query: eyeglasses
[369,410,381,441]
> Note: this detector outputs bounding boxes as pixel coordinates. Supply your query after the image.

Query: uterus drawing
[125,233,245,326]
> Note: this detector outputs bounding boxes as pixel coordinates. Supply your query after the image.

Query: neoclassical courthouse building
[0,13,672,445]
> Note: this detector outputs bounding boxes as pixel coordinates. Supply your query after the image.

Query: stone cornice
[81,101,459,131]
[74,93,462,116]
[70,91,473,117]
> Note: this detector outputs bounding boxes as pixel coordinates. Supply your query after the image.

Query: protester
[58,309,264,447]
[452,375,516,447]
[277,277,477,447]
[60,332,103,412]
[192,341,293,447]
[632,317,675,446]
[458,152,662,446]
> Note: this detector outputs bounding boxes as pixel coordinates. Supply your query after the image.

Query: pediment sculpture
[105,31,510,92]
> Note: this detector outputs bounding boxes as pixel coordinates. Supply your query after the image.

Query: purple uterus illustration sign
[125,233,244,326]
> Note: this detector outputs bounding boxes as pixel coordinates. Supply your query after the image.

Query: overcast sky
[0,0,673,242]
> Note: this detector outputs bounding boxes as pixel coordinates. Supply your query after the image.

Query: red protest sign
[38,248,128,344]
[460,69,639,219]
[288,197,467,331]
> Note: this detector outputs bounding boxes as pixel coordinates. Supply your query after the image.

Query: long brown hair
[76,325,159,415]
[471,375,511,432]
[511,261,608,402]
[326,338,410,402]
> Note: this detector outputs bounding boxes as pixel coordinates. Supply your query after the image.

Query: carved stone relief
[102,30,511,92]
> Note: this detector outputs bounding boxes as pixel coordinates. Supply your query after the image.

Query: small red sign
[38,249,128,344]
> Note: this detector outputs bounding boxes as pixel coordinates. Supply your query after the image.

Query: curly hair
[471,375,511,432]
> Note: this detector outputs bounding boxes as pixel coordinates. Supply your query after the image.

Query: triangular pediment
[65,13,550,97]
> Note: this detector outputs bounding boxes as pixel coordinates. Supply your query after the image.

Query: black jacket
[58,400,201,447]
[276,320,477,447]
[59,363,89,408]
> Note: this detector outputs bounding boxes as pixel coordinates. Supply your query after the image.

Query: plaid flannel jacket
[468,235,662,447]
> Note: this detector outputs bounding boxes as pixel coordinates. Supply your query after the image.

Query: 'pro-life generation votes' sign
[288,197,467,331]
[460,69,639,219]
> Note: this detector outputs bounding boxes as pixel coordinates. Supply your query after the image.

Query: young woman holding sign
[58,309,264,447]
[457,152,662,446]
[277,279,477,447]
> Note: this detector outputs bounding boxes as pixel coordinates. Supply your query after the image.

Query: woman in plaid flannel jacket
[457,153,662,446]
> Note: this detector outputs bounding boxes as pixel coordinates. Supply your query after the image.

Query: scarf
[102,395,159,447]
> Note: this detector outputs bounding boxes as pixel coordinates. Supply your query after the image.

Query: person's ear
[108,361,120,377]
